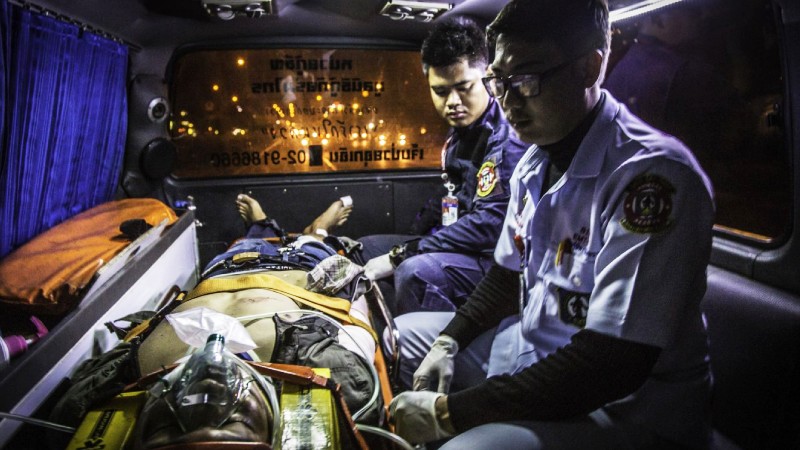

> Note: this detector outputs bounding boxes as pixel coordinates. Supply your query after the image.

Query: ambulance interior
[0,0,798,449]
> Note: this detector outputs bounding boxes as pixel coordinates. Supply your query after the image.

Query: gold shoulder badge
[476,161,499,197]
[620,174,675,233]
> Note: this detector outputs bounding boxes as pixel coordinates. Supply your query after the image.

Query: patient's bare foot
[236,194,267,227]
[304,199,353,236]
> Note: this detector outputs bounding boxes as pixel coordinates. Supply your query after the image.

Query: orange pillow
[0,199,177,315]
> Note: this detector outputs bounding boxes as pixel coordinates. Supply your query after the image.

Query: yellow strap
[187,273,377,341]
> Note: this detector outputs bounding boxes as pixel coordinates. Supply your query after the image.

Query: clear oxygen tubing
[0,412,76,434]
[248,364,282,449]
[355,424,415,450]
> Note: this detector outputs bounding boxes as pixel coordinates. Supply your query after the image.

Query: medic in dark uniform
[362,17,527,314]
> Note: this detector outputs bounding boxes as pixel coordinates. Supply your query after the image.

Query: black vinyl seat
[701,266,800,450]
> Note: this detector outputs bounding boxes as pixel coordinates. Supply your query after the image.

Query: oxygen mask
[157,334,251,431]
[135,333,274,449]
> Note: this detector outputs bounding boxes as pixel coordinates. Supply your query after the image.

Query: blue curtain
[0,0,8,185]
[0,3,128,259]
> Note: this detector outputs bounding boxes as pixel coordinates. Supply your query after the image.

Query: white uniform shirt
[494,92,715,448]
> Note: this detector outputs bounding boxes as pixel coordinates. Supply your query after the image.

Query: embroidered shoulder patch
[620,174,675,233]
[476,161,499,197]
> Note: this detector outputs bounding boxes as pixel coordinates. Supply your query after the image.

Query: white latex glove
[363,253,394,280]
[413,334,458,393]
[389,391,453,444]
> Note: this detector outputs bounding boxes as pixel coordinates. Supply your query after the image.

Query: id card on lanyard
[514,192,530,316]
[440,135,458,226]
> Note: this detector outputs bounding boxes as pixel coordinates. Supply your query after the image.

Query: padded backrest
[701,266,800,450]
[0,199,177,315]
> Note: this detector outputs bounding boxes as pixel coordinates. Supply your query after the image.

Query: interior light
[386,5,412,20]
[379,1,452,22]
[415,9,438,22]
[609,0,684,23]
[244,3,267,18]
[214,4,236,20]
[203,1,273,20]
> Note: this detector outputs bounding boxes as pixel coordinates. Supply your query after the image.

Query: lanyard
[514,192,530,315]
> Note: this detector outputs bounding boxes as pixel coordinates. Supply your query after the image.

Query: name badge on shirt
[555,287,589,328]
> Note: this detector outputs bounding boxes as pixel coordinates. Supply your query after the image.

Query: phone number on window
[209,150,307,167]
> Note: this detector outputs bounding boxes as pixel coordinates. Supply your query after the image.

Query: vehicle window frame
[165,41,450,180]
[606,0,792,249]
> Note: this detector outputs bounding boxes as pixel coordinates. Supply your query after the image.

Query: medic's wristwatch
[389,244,406,267]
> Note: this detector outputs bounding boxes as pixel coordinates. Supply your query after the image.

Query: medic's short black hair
[421,16,489,74]
[487,0,610,58]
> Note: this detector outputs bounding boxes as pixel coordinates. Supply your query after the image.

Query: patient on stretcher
[51,195,395,450]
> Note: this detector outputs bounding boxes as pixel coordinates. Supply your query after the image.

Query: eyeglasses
[482,59,576,99]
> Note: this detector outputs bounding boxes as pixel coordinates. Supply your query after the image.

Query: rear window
[605,0,790,242]
[169,48,448,178]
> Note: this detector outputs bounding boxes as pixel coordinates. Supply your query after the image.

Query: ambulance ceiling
[16,0,474,49]
[18,0,680,52]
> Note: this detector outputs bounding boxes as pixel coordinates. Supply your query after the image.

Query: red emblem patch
[621,174,674,233]
[476,161,498,197]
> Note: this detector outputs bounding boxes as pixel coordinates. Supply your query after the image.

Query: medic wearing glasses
[388,1,715,449]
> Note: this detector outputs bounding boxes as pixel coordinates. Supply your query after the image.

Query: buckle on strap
[232,252,260,265]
